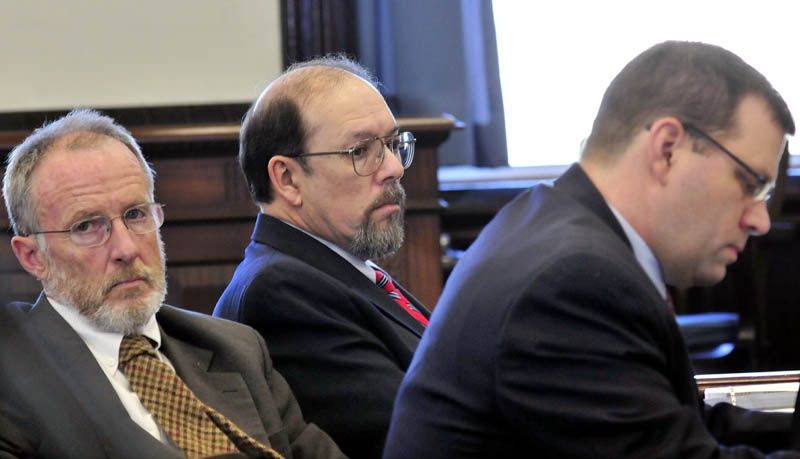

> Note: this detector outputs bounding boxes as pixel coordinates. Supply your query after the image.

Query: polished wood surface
[0,117,456,314]
[696,371,800,397]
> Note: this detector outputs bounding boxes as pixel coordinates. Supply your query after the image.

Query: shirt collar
[279,219,377,282]
[607,205,668,300]
[47,295,162,373]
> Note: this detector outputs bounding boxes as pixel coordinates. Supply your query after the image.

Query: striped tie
[119,335,282,459]
[374,268,428,326]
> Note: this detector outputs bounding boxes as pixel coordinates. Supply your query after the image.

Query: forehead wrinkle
[334,96,396,146]
[349,125,400,143]
[44,179,149,229]
[34,149,150,229]
[279,68,389,144]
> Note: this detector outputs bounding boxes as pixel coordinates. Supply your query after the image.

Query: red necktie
[374,269,428,326]
[665,290,676,315]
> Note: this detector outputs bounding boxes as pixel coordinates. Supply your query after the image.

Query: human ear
[647,117,684,183]
[267,156,304,207]
[11,235,48,280]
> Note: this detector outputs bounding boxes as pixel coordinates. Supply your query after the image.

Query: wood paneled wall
[0,117,456,314]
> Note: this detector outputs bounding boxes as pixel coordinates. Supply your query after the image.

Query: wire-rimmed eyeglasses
[28,203,165,248]
[288,131,415,176]
[682,123,774,201]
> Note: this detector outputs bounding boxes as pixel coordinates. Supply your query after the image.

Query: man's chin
[692,265,728,287]
[87,290,164,335]
[110,284,150,300]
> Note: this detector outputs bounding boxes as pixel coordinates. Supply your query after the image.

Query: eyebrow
[62,209,105,227]
[348,125,400,144]
[63,201,150,225]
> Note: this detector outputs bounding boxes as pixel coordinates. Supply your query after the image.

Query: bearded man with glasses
[1,109,345,458]
[214,55,430,459]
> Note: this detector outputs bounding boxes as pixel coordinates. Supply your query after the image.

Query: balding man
[385,41,799,458]
[214,56,429,459]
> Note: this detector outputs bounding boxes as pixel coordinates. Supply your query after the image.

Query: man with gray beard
[1,109,345,458]
[214,56,430,459]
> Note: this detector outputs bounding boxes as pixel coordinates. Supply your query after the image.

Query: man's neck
[264,212,378,282]
[580,156,653,244]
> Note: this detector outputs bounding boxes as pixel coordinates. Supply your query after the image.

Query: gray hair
[3,108,154,236]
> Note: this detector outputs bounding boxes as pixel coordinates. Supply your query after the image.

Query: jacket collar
[252,213,428,336]
[554,163,631,248]
[21,293,183,457]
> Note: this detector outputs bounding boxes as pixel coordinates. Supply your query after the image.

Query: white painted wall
[0,0,282,111]
[495,0,800,166]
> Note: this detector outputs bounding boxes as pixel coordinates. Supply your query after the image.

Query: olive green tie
[119,335,282,459]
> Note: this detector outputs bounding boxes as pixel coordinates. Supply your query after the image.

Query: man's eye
[734,170,759,197]
[72,219,103,234]
[125,207,147,221]
[741,178,759,197]
[351,146,368,158]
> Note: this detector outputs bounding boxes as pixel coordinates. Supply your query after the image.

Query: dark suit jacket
[0,293,345,459]
[214,213,428,459]
[384,164,798,458]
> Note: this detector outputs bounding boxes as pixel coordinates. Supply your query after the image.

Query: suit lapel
[555,164,673,315]
[252,213,427,337]
[157,316,271,446]
[23,293,182,458]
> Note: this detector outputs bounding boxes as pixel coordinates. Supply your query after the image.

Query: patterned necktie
[374,268,428,326]
[119,335,282,459]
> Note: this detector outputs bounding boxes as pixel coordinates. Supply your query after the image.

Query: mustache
[368,183,406,213]
[103,262,153,296]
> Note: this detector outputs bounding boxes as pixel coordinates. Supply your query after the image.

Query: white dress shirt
[48,296,170,442]
[281,219,380,281]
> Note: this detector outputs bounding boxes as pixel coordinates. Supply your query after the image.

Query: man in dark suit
[213,56,429,458]
[0,109,345,458]
[384,41,799,458]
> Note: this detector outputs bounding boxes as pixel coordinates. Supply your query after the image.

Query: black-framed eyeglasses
[682,123,773,201]
[29,203,165,248]
[288,131,415,176]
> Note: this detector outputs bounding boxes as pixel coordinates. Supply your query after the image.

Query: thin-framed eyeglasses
[287,131,415,176]
[682,122,773,201]
[28,202,165,248]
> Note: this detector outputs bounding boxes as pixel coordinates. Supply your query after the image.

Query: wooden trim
[398,117,463,133]
[696,371,800,397]
[132,125,240,143]
[0,116,462,150]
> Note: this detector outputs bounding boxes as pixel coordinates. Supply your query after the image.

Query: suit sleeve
[0,410,28,458]
[495,252,798,458]
[248,326,348,459]
[237,266,407,459]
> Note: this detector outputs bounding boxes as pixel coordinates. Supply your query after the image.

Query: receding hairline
[30,131,149,192]
[252,66,385,146]
[255,66,378,116]
[51,130,122,152]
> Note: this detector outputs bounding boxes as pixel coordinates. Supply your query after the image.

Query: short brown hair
[583,41,795,159]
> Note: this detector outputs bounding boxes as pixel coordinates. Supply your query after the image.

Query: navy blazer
[0,294,345,459]
[384,164,796,458]
[214,213,428,459]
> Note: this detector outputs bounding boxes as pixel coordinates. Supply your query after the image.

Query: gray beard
[349,183,406,260]
[44,236,167,335]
